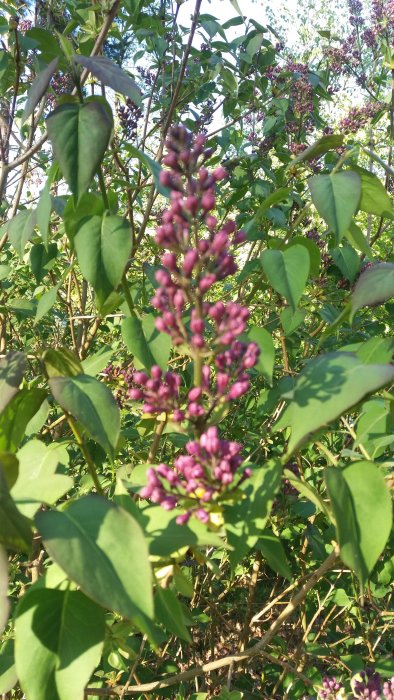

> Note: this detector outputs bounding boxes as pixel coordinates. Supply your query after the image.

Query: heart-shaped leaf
[260,244,310,310]
[46,101,113,200]
[350,263,394,320]
[308,171,361,244]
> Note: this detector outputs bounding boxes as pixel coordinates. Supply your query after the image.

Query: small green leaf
[257,530,292,580]
[30,243,57,283]
[0,468,32,553]
[22,57,59,124]
[289,134,344,165]
[36,496,155,637]
[36,182,53,248]
[15,588,105,700]
[280,307,307,336]
[0,351,26,414]
[42,347,84,378]
[344,222,373,258]
[74,214,132,309]
[122,316,155,370]
[308,171,361,244]
[325,461,392,583]
[260,245,310,310]
[248,327,275,384]
[0,388,47,453]
[274,352,394,454]
[8,210,36,257]
[46,101,113,200]
[73,55,142,107]
[331,246,360,282]
[155,588,192,642]
[350,263,394,320]
[287,236,321,277]
[35,285,59,323]
[49,375,120,459]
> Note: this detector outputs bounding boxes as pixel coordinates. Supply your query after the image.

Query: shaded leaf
[73,55,142,106]
[308,171,361,244]
[0,351,26,414]
[155,587,192,642]
[350,263,394,320]
[257,530,292,580]
[22,57,59,124]
[0,388,47,453]
[0,639,17,694]
[43,347,84,378]
[260,245,310,310]
[0,546,9,634]
[8,210,36,257]
[0,468,32,553]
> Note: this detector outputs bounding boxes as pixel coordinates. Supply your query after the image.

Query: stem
[122,274,136,317]
[97,167,110,209]
[67,414,104,494]
[148,418,167,463]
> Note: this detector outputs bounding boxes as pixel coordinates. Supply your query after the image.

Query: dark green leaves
[36,496,154,633]
[73,55,142,106]
[0,351,25,413]
[8,209,36,257]
[74,214,132,309]
[0,468,32,553]
[122,315,171,371]
[275,352,394,454]
[248,327,275,384]
[352,167,394,219]
[0,388,47,453]
[15,588,105,700]
[325,461,392,584]
[46,101,113,200]
[350,263,394,320]
[49,375,120,459]
[308,171,361,243]
[260,245,310,310]
[22,57,59,124]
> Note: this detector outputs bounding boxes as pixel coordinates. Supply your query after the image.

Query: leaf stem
[67,413,104,494]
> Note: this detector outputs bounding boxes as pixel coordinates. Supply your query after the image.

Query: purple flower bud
[201,191,215,211]
[199,273,217,293]
[212,166,228,181]
[188,387,202,401]
[183,248,199,276]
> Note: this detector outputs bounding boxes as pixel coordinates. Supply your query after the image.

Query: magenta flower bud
[195,134,207,149]
[195,508,210,523]
[212,166,228,181]
[202,365,211,388]
[208,301,225,320]
[159,170,173,188]
[173,409,185,422]
[173,289,185,310]
[133,371,148,385]
[222,220,236,234]
[162,153,178,168]
[200,426,220,454]
[155,317,167,332]
[227,380,250,400]
[216,372,229,393]
[188,387,202,401]
[192,333,205,348]
[188,402,205,417]
[151,365,162,380]
[205,215,217,229]
[155,269,172,286]
[183,248,199,277]
[190,317,204,333]
[185,195,199,215]
[176,511,191,525]
[201,191,215,211]
[234,230,247,244]
[161,252,178,271]
[198,167,209,182]
[179,150,190,164]
[199,273,216,293]
[198,239,210,254]
[127,388,143,400]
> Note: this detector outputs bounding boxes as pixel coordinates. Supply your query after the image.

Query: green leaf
[246,32,264,58]
[0,546,9,634]
[22,57,59,124]
[82,346,114,376]
[225,459,282,568]
[0,264,10,281]
[274,352,394,455]
[0,468,32,553]
[8,209,36,257]
[355,399,392,458]
[46,101,113,201]
[0,639,17,694]
[257,530,292,580]
[11,440,72,518]
[155,588,192,642]
[248,327,275,384]
[0,452,19,489]
[325,461,392,583]
[49,375,120,459]
[74,214,132,308]
[254,187,291,220]
[125,144,170,197]
[280,307,307,336]
[122,316,155,370]
[30,243,57,283]
[344,222,373,258]
[351,166,394,219]
[283,469,331,519]
[43,347,84,378]
[287,236,321,277]
[140,505,223,557]
[0,388,47,453]
[73,55,142,107]
[260,245,310,310]
[35,285,59,323]
[350,263,394,320]
[36,182,52,248]
[15,588,105,700]
[308,172,361,244]
[35,496,154,635]
[0,351,26,414]
[289,134,344,165]
[331,246,360,282]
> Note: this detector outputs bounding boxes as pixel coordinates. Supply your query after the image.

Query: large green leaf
[274,352,394,454]
[22,57,59,124]
[74,214,132,308]
[15,587,105,700]
[351,166,394,219]
[46,101,113,200]
[0,468,32,553]
[73,55,142,106]
[0,388,47,453]
[248,327,275,384]
[11,440,72,518]
[308,171,361,243]
[43,347,84,378]
[0,639,17,694]
[0,546,9,634]
[8,209,37,257]
[0,351,26,414]
[122,315,166,371]
[35,496,154,635]
[49,375,120,459]
[260,245,310,311]
[350,263,394,320]
[331,246,360,282]
[325,461,392,584]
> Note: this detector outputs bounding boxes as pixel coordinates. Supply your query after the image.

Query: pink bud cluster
[140,427,251,524]
[132,125,261,523]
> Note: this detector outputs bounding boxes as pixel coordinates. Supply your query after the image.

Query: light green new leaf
[325,461,392,584]
[248,327,275,384]
[46,101,113,200]
[15,588,105,700]
[11,440,72,518]
[260,244,310,310]
[49,375,120,459]
[350,263,394,320]
[274,352,394,454]
[35,496,154,635]
[0,351,26,414]
[0,546,9,634]
[74,214,132,308]
[308,171,361,244]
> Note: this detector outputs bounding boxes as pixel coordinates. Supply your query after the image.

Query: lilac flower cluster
[131,125,261,523]
[117,98,143,140]
[351,669,383,699]
[318,676,344,699]
[339,101,385,134]
[383,677,394,699]
[140,426,251,524]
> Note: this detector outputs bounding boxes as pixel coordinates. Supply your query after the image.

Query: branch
[84,547,339,696]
